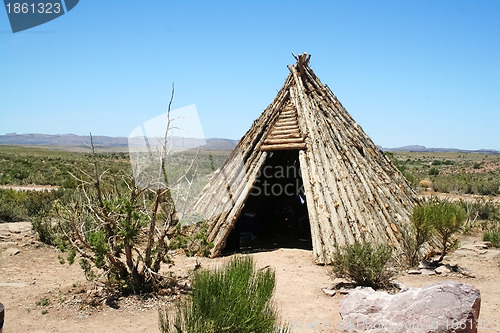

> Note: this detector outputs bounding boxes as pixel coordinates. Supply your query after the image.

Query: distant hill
[0,133,497,154]
[0,133,239,151]
[382,145,499,154]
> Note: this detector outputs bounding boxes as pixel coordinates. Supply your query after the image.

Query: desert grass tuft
[159,256,289,333]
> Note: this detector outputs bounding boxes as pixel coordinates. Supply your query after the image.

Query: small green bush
[0,189,27,221]
[36,297,50,307]
[414,199,466,262]
[170,221,213,257]
[31,215,56,244]
[0,188,71,223]
[483,229,500,248]
[458,198,499,233]
[429,167,439,176]
[402,204,436,267]
[432,201,466,261]
[159,256,289,333]
[332,242,394,289]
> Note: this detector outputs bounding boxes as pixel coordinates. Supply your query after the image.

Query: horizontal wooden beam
[276,116,296,122]
[269,133,300,139]
[260,142,307,151]
[270,129,300,136]
[263,137,305,145]
[271,124,299,131]
[274,121,298,127]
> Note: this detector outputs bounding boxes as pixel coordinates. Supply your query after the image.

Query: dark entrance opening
[224,150,312,254]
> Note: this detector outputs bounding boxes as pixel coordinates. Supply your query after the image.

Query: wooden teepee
[190,53,418,264]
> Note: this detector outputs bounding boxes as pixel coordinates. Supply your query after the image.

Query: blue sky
[1,1,499,150]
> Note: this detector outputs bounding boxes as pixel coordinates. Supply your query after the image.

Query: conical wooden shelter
[191,53,418,264]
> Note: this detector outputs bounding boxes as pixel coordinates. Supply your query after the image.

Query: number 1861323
[447,319,498,331]
[5,2,62,14]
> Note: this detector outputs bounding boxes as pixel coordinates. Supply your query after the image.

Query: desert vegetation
[0,137,231,295]
[385,151,500,196]
[2,145,500,330]
[410,198,466,262]
[331,242,394,289]
[0,145,131,188]
[159,256,289,333]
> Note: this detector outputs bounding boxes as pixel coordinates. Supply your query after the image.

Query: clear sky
[1,1,499,150]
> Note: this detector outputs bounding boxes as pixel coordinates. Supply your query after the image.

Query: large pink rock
[339,281,480,333]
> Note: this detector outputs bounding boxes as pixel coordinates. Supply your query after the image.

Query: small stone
[4,247,20,256]
[339,289,349,295]
[321,287,336,297]
[407,269,422,275]
[459,269,476,278]
[481,241,493,248]
[420,268,436,276]
[330,278,350,289]
[435,265,451,275]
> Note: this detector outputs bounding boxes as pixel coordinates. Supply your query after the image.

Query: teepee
[190,53,418,264]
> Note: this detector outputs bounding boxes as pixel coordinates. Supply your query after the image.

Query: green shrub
[483,229,500,248]
[159,256,288,333]
[0,189,27,221]
[432,201,466,261]
[429,174,500,196]
[458,198,499,233]
[170,221,213,257]
[36,297,50,307]
[332,242,394,289]
[429,167,439,176]
[24,191,54,216]
[402,204,436,267]
[415,199,466,262]
[31,215,56,244]
[0,188,71,223]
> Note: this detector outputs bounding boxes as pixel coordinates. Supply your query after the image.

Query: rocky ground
[1,222,499,333]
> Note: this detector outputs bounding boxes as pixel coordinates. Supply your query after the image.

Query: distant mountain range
[0,133,498,154]
[382,145,499,154]
[0,133,239,151]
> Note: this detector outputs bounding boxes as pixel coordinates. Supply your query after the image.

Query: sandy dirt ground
[1,222,499,333]
[0,185,59,192]
[419,192,500,204]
